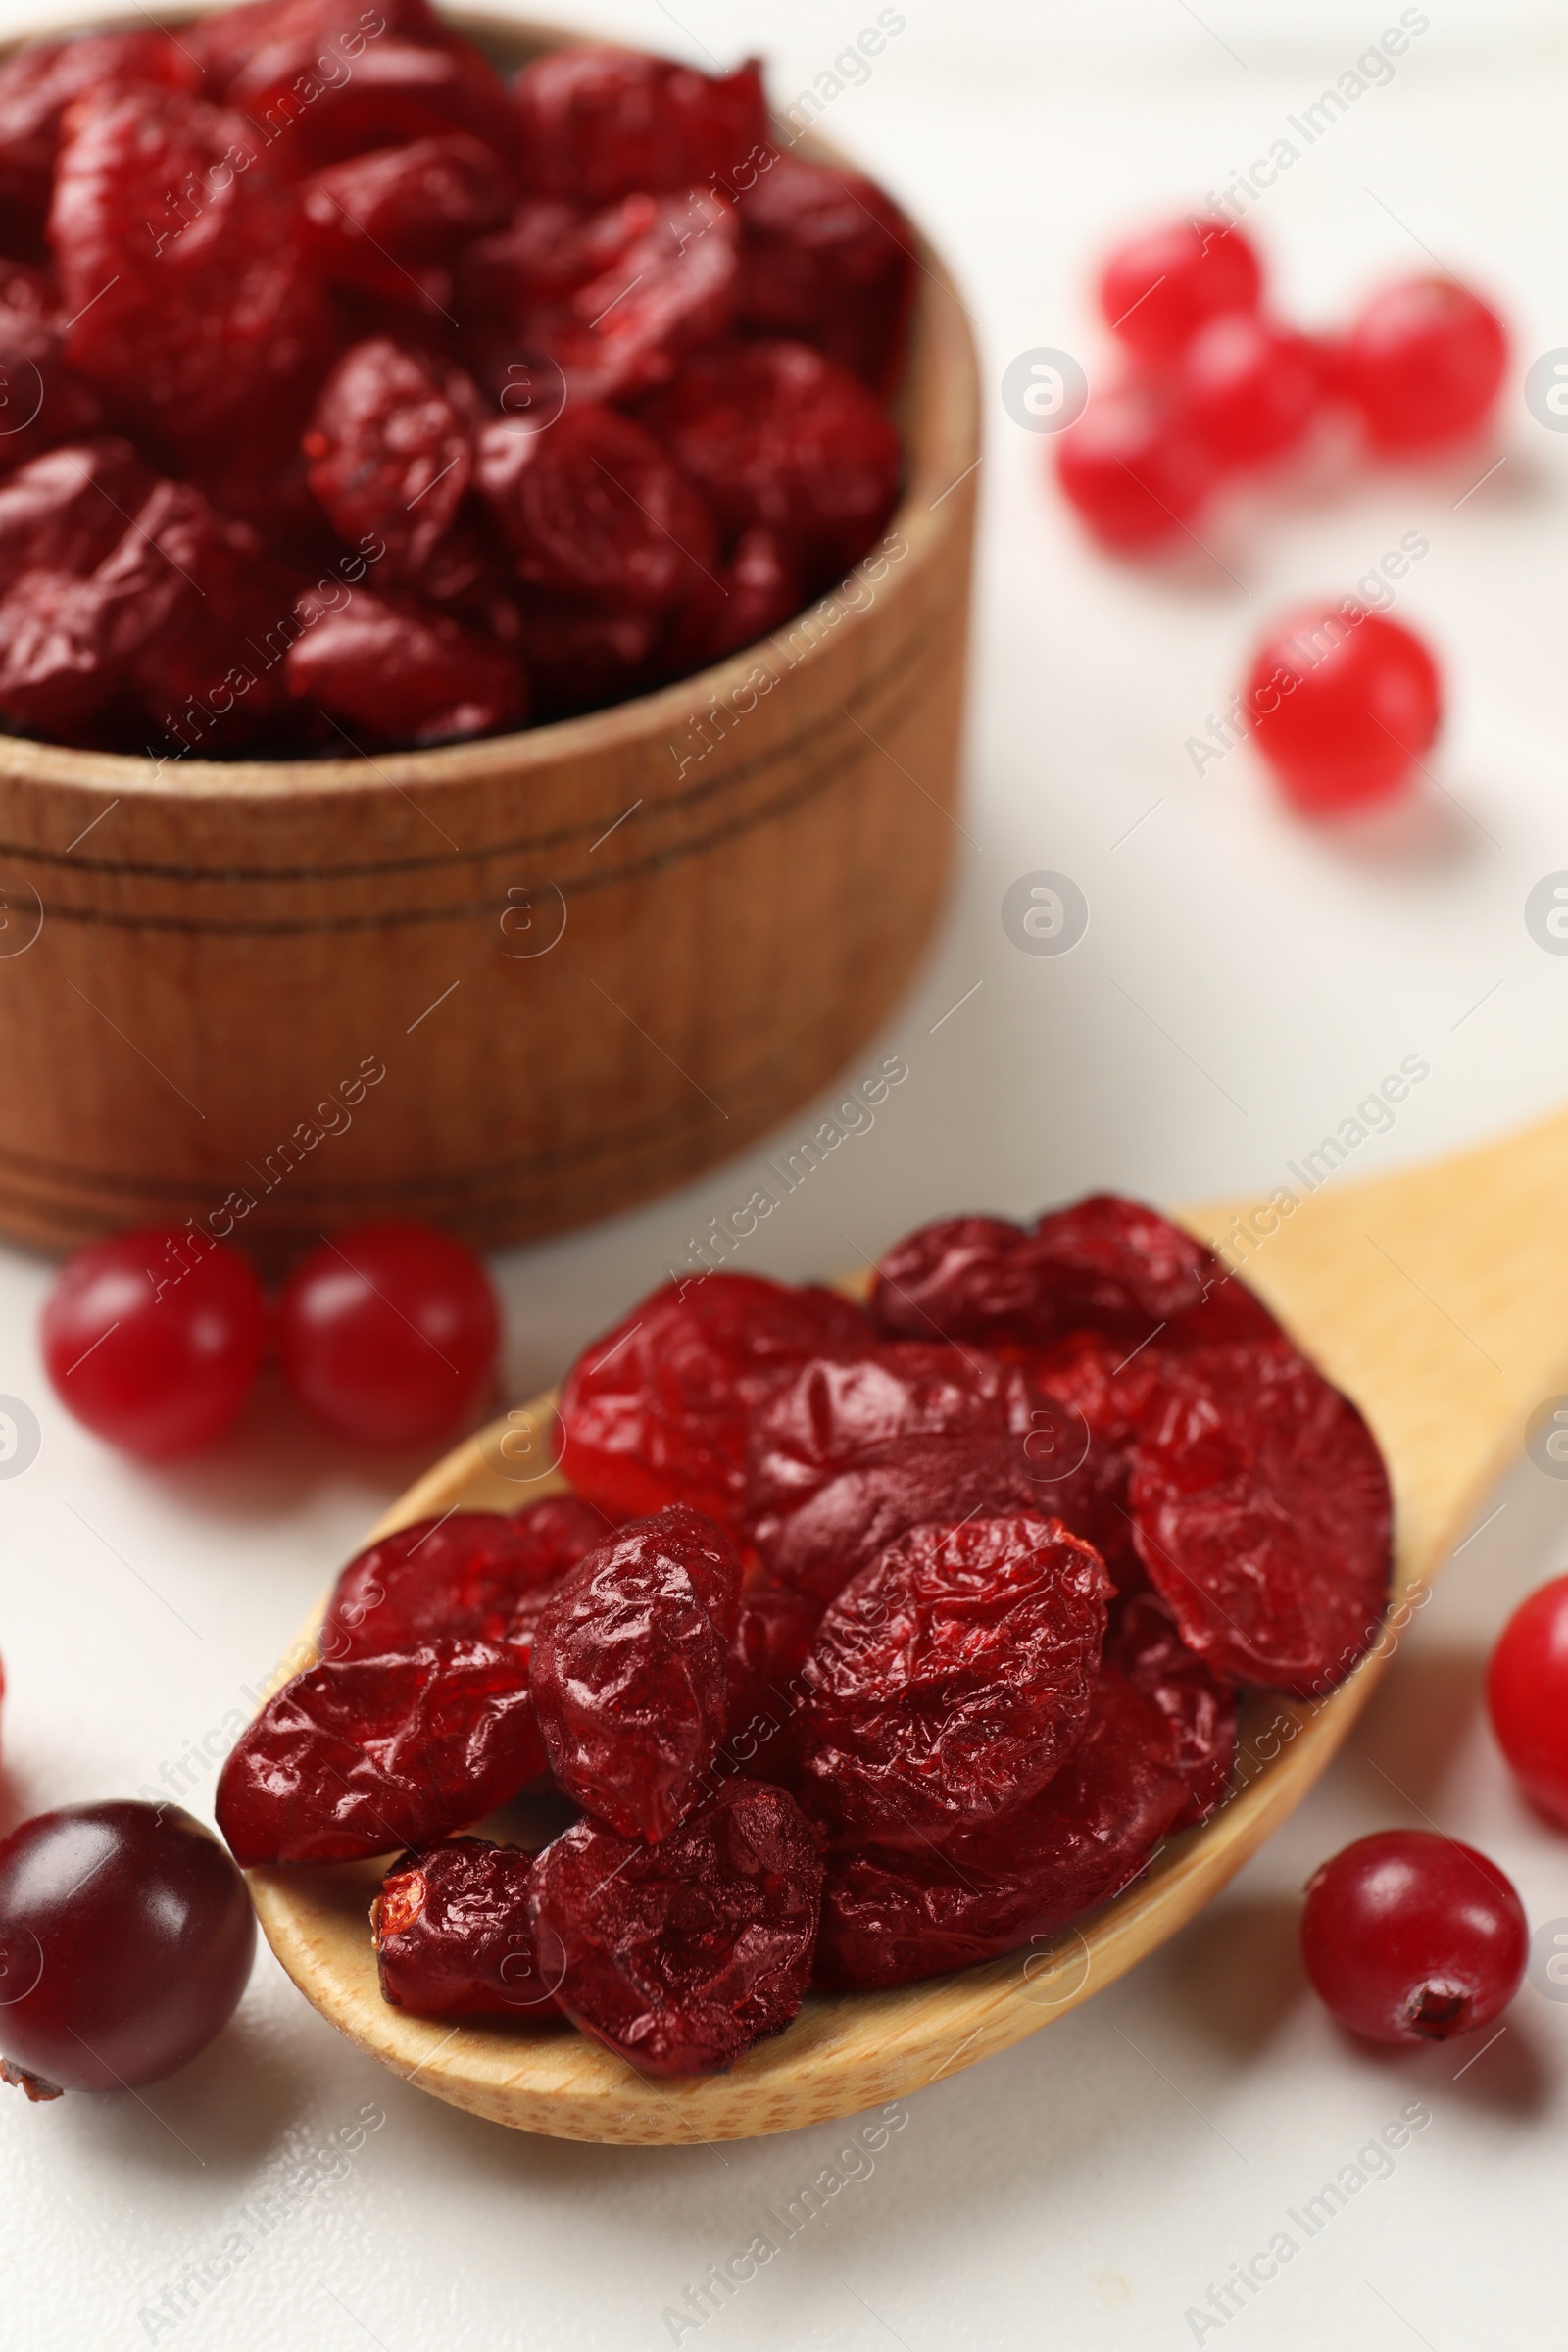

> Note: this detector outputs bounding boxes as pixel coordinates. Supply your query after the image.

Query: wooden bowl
[247,1106,1568,2142]
[0,13,978,1257]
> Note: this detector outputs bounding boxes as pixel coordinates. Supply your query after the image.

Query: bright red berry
[1300,1830,1527,2045]
[1054,385,1216,552]
[1098,217,1262,362]
[279,1221,500,1447]
[1486,1574,1568,1826]
[1244,606,1442,813]
[42,1224,266,1459]
[0,1802,254,2097]
[1178,312,1321,468]
[1339,276,1507,453]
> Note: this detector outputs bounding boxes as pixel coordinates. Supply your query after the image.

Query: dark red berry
[1054,385,1216,552]
[0,30,200,212]
[1104,1589,1238,1826]
[1301,1831,1527,2044]
[278,1221,500,1448]
[319,1496,615,1665]
[726,1567,824,1747]
[0,1801,253,2096]
[527,1778,822,2075]
[1339,277,1507,453]
[1246,605,1443,812]
[560,1271,873,1533]
[1486,1574,1568,1826]
[1098,217,1263,361]
[374,1838,565,2021]
[302,338,484,589]
[1129,1340,1392,1694]
[793,1515,1111,1847]
[1179,312,1321,468]
[217,1640,543,1866]
[736,151,914,396]
[529,1506,741,1842]
[42,1224,266,1459]
[301,133,512,299]
[512,46,768,206]
[284,585,527,748]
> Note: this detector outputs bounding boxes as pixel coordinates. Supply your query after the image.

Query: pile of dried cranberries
[216,1194,1394,2078]
[0,2,911,757]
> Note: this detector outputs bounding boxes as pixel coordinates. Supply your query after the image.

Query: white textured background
[3,2,1568,2345]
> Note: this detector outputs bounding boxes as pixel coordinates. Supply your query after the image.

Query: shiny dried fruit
[562,1272,873,1530]
[301,132,511,297]
[0,29,199,212]
[514,587,658,719]
[216,1640,543,1864]
[642,339,902,580]
[657,523,803,677]
[0,438,152,576]
[374,1836,564,2019]
[793,1515,1111,1847]
[745,1344,1038,1603]
[738,151,914,395]
[529,1505,740,1842]
[303,338,483,586]
[1129,1340,1392,1694]
[527,1778,821,2074]
[513,186,740,407]
[0,307,102,468]
[320,1496,615,1664]
[814,1669,1188,1990]
[226,13,517,171]
[1105,1589,1238,1826]
[725,1566,824,1752]
[513,47,768,206]
[477,403,718,613]
[283,582,526,744]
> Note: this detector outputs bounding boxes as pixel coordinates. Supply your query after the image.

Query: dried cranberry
[217,1640,543,1866]
[0,30,200,212]
[51,86,327,453]
[303,338,483,587]
[227,22,517,172]
[0,309,101,469]
[726,1567,824,1746]
[0,438,152,576]
[514,588,659,719]
[529,1505,740,1842]
[737,151,914,395]
[301,133,511,297]
[513,47,768,206]
[814,1670,1187,1990]
[283,582,526,745]
[374,1837,564,2020]
[515,187,740,407]
[320,1496,615,1664]
[1129,1340,1392,1694]
[1105,1590,1238,1826]
[477,403,718,613]
[642,340,902,580]
[745,1345,1038,1603]
[657,524,803,678]
[794,1515,1111,1848]
[559,1271,873,1532]
[527,1779,821,2075]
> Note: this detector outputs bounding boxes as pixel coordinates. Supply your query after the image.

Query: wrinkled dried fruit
[529,1505,740,1842]
[745,1344,1038,1603]
[1105,1589,1238,1826]
[814,1669,1188,1989]
[227,21,517,172]
[320,1496,615,1664]
[374,1836,565,2019]
[513,47,768,206]
[514,587,658,718]
[527,1778,821,2074]
[0,30,199,212]
[302,133,512,297]
[283,582,526,744]
[514,186,740,407]
[738,151,914,395]
[725,1566,824,1748]
[304,337,483,586]
[1130,1340,1392,1694]
[794,1515,1111,1847]
[561,1271,873,1531]
[477,402,717,612]
[658,523,803,677]
[217,1640,543,1864]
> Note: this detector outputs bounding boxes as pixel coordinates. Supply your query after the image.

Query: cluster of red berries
[41,1218,499,1458]
[1055,214,1508,553]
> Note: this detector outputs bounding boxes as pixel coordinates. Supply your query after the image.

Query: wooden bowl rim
[0,5,979,808]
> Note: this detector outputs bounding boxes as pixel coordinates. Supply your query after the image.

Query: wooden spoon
[248,1106,1568,2142]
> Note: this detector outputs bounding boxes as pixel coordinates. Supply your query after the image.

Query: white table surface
[4,2,1568,2344]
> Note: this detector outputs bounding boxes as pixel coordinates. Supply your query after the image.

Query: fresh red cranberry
[41,1225,267,1459]
[1300,1830,1527,2044]
[279,1220,499,1447]
[1178,312,1321,467]
[1054,385,1216,551]
[1487,1575,1568,1826]
[0,1802,254,2096]
[1339,276,1507,453]
[1098,216,1262,362]
[1244,606,1442,813]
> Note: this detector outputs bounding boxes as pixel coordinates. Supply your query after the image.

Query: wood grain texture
[249,1104,1568,2141]
[0,11,979,1258]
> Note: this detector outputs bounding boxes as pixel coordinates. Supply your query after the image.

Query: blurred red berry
[280,1221,500,1447]
[1098,216,1263,362]
[1179,312,1321,468]
[1245,606,1442,813]
[1054,385,1215,552]
[1340,276,1507,452]
[1301,1830,1527,2045]
[1487,1574,1568,1826]
[42,1225,266,1459]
